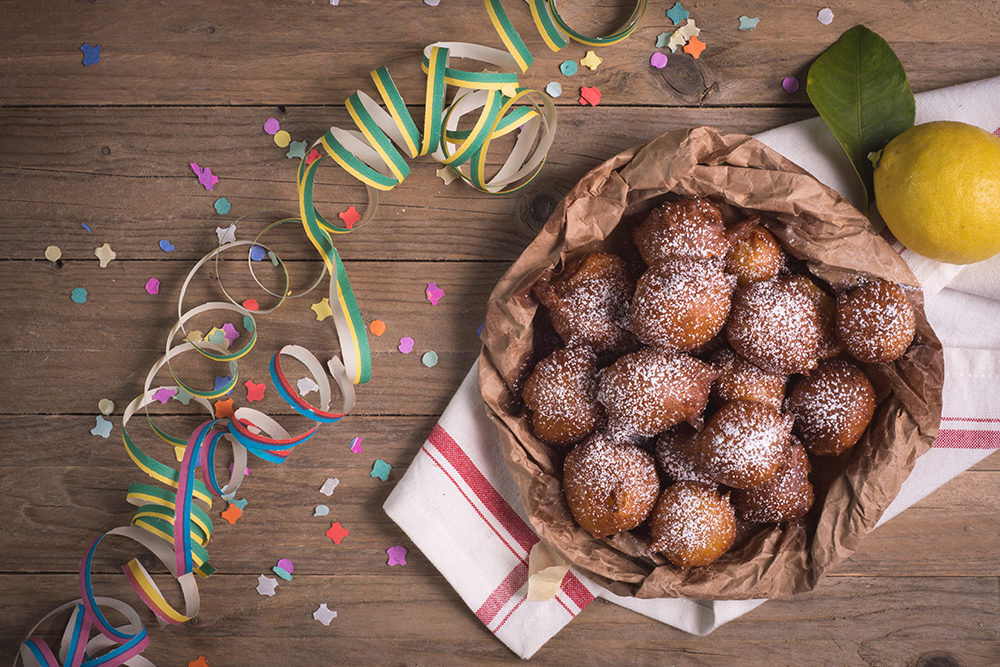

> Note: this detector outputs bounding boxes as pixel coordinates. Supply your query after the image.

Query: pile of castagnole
[522,197,917,569]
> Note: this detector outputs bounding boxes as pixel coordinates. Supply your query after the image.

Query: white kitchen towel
[384,77,1000,659]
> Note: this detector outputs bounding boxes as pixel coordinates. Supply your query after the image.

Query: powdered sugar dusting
[522,346,602,445]
[695,400,792,489]
[836,278,915,363]
[655,430,715,484]
[649,481,736,566]
[710,347,786,409]
[732,440,813,523]
[633,197,730,265]
[786,360,875,455]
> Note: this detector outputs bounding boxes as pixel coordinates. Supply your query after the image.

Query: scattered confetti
[190,162,219,191]
[297,377,319,396]
[665,1,689,24]
[81,222,91,232]
[370,459,392,481]
[677,19,701,42]
[580,50,602,71]
[326,522,349,545]
[655,32,671,48]
[44,246,62,262]
[500,82,518,98]
[188,657,210,667]
[80,42,101,66]
[206,328,228,347]
[273,559,294,581]
[579,86,601,106]
[214,398,235,419]
[667,29,687,52]
[338,205,361,229]
[159,239,175,252]
[311,297,333,321]
[249,245,267,261]
[243,315,254,332]
[152,387,177,404]
[421,350,439,368]
[545,81,562,97]
[350,437,363,453]
[313,603,337,626]
[222,504,243,525]
[683,35,707,59]
[782,76,800,93]
[213,375,232,391]
[314,504,330,517]
[216,224,237,245]
[175,388,194,405]
[98,398,115,415]
[245,380,266,402]
[398,336,415,354]
[242,298,259,311]
[221,322,240,345]
[232,498,248,509]
[273,130,292,148]
[435,166,458,184]
[369,319,386,336]
[144,278,160,295]
[287,140,307,160]
[738,16,760,31]
[255,574,277,596]
[476,323,483,337]
[425,282,445,305]
[305,148,322,165]
[91,415,113,438]
[263,118,281,135]
[386,545,408,566]
[650,52,668,69]
[817,7,835,25]
[214,198,232,215]
[228,462,250,477]
[559,60,578,76]
[94,243,116,268]
[320,477,340,495]
[70,287,88,304]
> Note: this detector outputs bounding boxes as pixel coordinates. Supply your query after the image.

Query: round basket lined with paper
[477,126,944,599]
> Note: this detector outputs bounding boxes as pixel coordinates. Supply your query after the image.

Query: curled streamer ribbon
[17,1,644,663]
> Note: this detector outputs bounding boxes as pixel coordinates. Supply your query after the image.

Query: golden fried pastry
[522,346,604,446]
[533,252,633,355]
[709,347,787,410]
[562,434,660,538]
[693,400,793,489]
[626,258,736,351]
[785,360,876,456]
[836,278,916,363]
[731,439,814,523]
[597,348,716,437]
[649,481,737,567]
[633,197,730,265]
[725,219,785,287]
[725,277,825,375]
[787,274,844,360]
[655,426,716,484]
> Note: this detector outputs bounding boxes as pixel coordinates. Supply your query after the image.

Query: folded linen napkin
[384,77,1000,659]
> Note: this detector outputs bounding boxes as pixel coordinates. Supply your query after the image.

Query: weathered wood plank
[0,0,997,106]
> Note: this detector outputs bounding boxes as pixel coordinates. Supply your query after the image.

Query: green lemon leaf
[806,25,915,205]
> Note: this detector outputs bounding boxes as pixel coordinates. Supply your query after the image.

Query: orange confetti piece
[242,298,259,311]
[221,504,242,525]
[188,658,211,667]
[214,398,235,419]
[326,522,349,545]
[683,35,706,59]
[339,205,361,229]
[369,319,386,336]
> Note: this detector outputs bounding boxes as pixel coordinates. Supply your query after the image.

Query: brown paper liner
[478,126,944,600]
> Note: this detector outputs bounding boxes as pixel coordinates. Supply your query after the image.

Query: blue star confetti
[80,43,101,66]
[91,415,113,438]
[214,375,232,391]
[370,459,392,482]
[286,140,307,160]
[666,2,689,24]
[738,16,760,31]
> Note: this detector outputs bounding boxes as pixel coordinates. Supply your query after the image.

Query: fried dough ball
[522,346,604,446]
[597,348,716,437]
[709,347,787,410]
[731,439,814,523]
[693,400,793,489]
[836,278,916,363]
[562,434,660,539]
[533,252,633,355]
[785,360,876,456]
[633,197,730,265]
[626,258,736,351]
[649,481,737,567]
[655,426,716,484]
[787,275,844,360]
[725,219,785,287]
[725,277,825,375]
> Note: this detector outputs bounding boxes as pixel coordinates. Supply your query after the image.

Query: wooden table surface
[1,1,998,664]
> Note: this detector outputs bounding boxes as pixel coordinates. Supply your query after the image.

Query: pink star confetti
[339,205,361,229]
[349,436,363,453]
[221,322,240,345]
[244,380,266,402]
[326,522,349,545]
[425,282,445,305]
[145,278,160,295]
[579,86,601,106]
[313,603,338,626]
[189,162,219,191]
[152,387,178,404]
[398,336,415,354]
[386,545,408,566]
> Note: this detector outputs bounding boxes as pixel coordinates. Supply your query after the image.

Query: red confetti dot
[579,86,601,107]
[242,299,259,311]
[326,522,349,545]
[339,206,361,229]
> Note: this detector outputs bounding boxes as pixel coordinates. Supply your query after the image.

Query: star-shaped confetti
[214,398,235,419]
[214,375,232,391]
[80,42,101,66]
[435,166,458,185]
[232,497,248,509]
[221,322,240,345]
[326,522,349,545]
[665,1,689,24]
[286,140,307,160]
[190,162,219,191]
[370,459,392,481]
[320,477,340,495]
[222,503,243,525]
[152,387,177,404]
[738,16,760,31]
[579,86,601,106]
[580,50,602,71]
[677,19,701,41]
[305,148,321,165]
[188,657,210,667]
[91,415,113,438]
[425,282,445,305]
[216,224,236,245]
[655,31,671,48]
[174,388,194,405]
[667,29,687,52]
[683,35,706,59]
[94,243,116,268]
[386,545,408,566]
[297,377,319,396]
[206,328,229,348]
[311,297,333,321]
[338,205,361,229]
[245,380,265,402]
[255,574,278,596]
[313,603,337,626]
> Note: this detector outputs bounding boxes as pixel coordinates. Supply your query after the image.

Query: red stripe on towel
[934,428,1000,450]
[476,562,528,626]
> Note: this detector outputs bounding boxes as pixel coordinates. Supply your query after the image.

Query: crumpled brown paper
[478,126,944,600]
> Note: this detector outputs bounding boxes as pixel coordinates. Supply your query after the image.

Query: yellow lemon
[874,121,1000,264]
